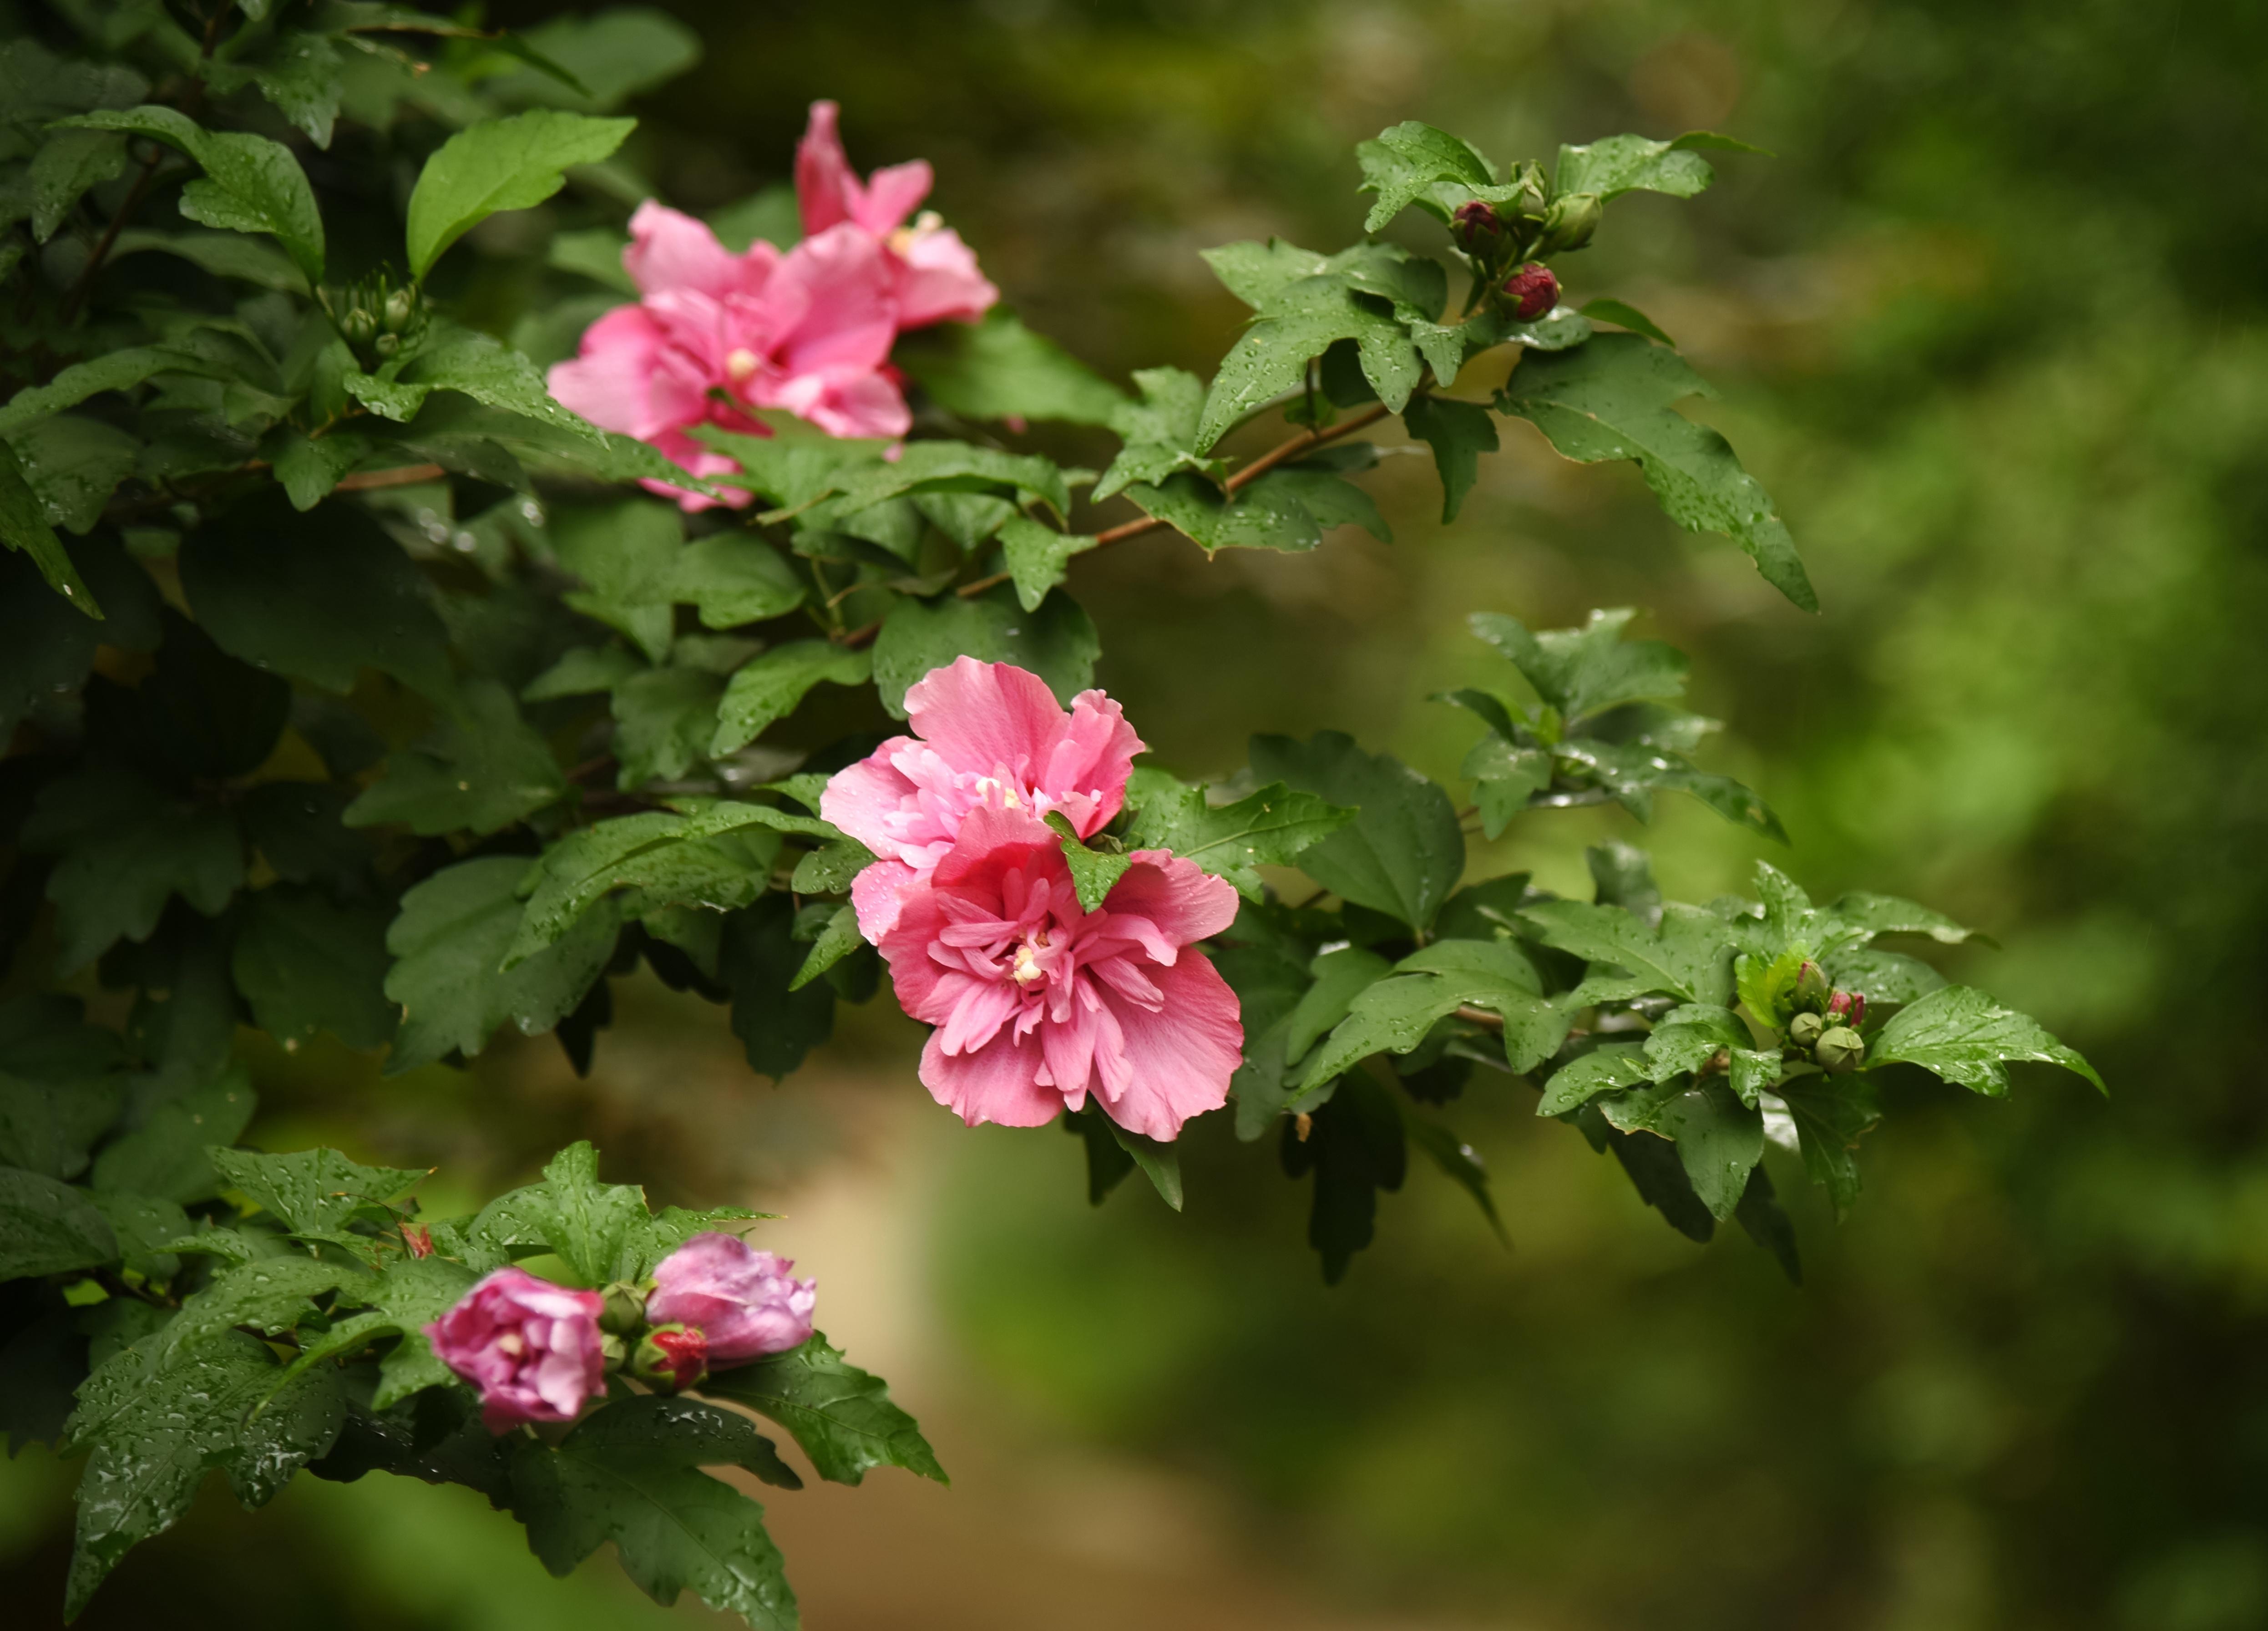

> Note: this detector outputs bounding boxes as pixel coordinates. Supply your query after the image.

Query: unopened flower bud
[384,288,417,334]
[1539,191,1603,253]
[598,1281,648,1336]
[1794,961,1830,1010]
[1846,992,1866,1028]
[631,1323,709,1393]
[1826,990,1854,1022]
[1452,199,1503,251]
[401,1223,434,1259]
[341,307,377,344]
[374,332,400,358]
[1788,1011,1825,1048]
[1501,262,1560,321]
[1815,1025,1866,1074]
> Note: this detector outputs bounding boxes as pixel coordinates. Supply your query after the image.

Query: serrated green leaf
[1196,271,1422,449]
[720,896,836,1080]
[384,856,620,1075]
[790,837,876,897]
[405,110,633,279]
[868,585,1098,721]
[1518,899,1735,1006]
[789,905,863,992]
[1828,891,1988,947]
[161,1254,372,1357]
[505,806,793,967]
[509,1396,796,1628]
[699,1330,945,1487]
[1469,608,1688,724]
[1580,297,1676,346]
[997,516,1095,613]
[0,439,98,617]
[1773,1076,1881,1214]
[1597,1075,1762,1221]
[206,1148,426,1237]
[1534,1043,1652,1115]
[1122,779,1356,900]
[1298,939,1562,1094]
[610,665,724,788]
[1042,810,1133,913]
[1554,129,1762,201]
[0,1165,117,1276]
[669,533,806,628]
[1093,367,1218,501]
[1866,985,2104,1096]
[1498,336,1815,611]
[710,641,871,755]
[61,106,324,282]
[1249,732,1463,931]
[21,768,243,973]
[1402,394,1498,522]
[88,1069,257,1204]
[343,680,565,837]
[1357,120,1493,230]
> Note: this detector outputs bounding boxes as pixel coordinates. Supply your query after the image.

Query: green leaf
[61,106,324,282]
[700,1330,946,1487]
[1516,901,1736,1007]
[1498,336,1815,611]
[1402,395,1498,522]
[1734,1163,1801,1283]
[997,516,1095,613]
[1641,1003,1752,1078]
[1093,367,1219,501]
[523,644,643,701]
[610,665,724,787]
[88,1069,257,1204]
[869,585,1099,721]
[160,1255,372,1356]
[496,1141,646,1285]
[0,439,101,616]
[1121,779,1356,900]
[669,533,806,629]
[405,110,634,279]
[789,905,863,992]
[1124,459,1388,556]
[1596,1076,1762,1221]
[719,896,836,1080]
[1865,985,2104,1096]
[1282,946,1394,1066]
[343,680,565,836]
[1298,939,1562,1093]
[1105,1121,1184,1210]
[790,838,876,897]
[1819,946,1947,1008]
[385,856,620,1074]
[1580,297,1675,346]
[710,642,871,755]
[505,805,797,967]
[230,885,398,1051]
[0,1001,124,1183]
[1469,608,1687,724]
[205,1148,425,1237]
[1249,732,1464,931]
[1534,1043,1652,1116]
[509,1397,796,1626]
[29,127,127,243]
[22,768,244,973]
[1401,1110,1507,1243]
[10,413,140,535]
[238,30,344,147]
[0,346,219,438]
[0,1165,117,1276]
[1357,120,1493,230]
[1279,1070,1406,1283]
[62,1333,345,1618]
[1773,1076,1881,1214]
[1827,891,1989,947]
[893,307,1126,426]
[1554,130,1763,202]
[1043,811,1133,913]
[1195,268,1422,449]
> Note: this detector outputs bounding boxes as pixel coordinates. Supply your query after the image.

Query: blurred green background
[11,0,2268,1626]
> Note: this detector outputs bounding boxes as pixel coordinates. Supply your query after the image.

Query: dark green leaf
[699,1330,946,1487]
[610,666,724,787]
[28,127,127,242]
[1401,1109,1506,1243]
[1579,297,1676,346]
[788,905,863,992]
[894,307,1126,426]
[1357,120,1493,230]
[1774,1076,1881,1214]
[343,680,565,836]
[1733,1163,1801,1284]
[88,1069,257,1204]
[384,856,619,1074]
[61,106,324,282]
[1042,811,1133,913]
[229,885,397,1051]
[1402,395,1498,522]
[0,1165,117,1276]
[710,642,871,755]
[1093,367,1219,501]
[1597,1076,1762,1221]
[22,768,243,973]
[1517,899,1735,1006]
[1866,985,2104,1096]
[1105,1120,1184,1210]
[1249,731,1464,931]
[505,805,794,966]
[719,896,835,1080]
[1196,266,1422,449]
[1122,778,1357,901]
[1469,608,1688,724]
[1534,1043,1652,1115]
[669,533,806,628]
[205,1148,425,1237]
[1279,1071,1405,1283]
[1498,336,1815,610]
[869,586,1099,720]
[997,517,1095,613]
[1554,130,1763,201]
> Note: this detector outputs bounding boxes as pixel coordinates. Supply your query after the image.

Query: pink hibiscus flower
[796,101,999,329]
[877,803,1242,1140]
[820,658,1144,942]
[547,201,909,510]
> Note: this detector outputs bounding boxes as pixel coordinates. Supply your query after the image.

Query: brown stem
[1455,1004,1507,1031]
[58,153,163,324]
[955,401,1397,598]
[840,619,881,651]
[335,463,448,491]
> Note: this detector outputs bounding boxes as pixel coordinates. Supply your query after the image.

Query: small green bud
[1787,1011,1825,1048]
[373,332,400,358]
[597,1331,628,1371]
[598,1281,648,1335]
[1815,1026,1866,1074]
[1539,191,1602,253]
[1794,960,1830,1011]
[341,307,377,344]
[382,287,417,334]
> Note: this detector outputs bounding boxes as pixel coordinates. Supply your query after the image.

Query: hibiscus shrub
[0,5,2101,1626]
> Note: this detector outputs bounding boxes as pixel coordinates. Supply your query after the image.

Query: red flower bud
[1847,992,1866,1029]
[1501,262,1560,321]
[1826,990,1853,1022]
[402,1223,433,1259]
[632,1323,709,1393]
[1453,200,1502,250]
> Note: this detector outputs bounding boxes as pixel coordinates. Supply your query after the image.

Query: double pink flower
[825,659,1243,1142]
[547,101,998,510]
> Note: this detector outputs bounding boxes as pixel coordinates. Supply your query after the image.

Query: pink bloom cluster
[548,101,997,510]
[824,660,1243,1141]
[426,1236,818,1431]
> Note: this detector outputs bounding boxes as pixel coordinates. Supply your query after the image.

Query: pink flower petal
[623,200,744,299]
[856,159,933,236]
[904,658,1077,786]
[892,225,1000,328]
[1105,851,1241,947]
[795,100,861,235]
[1089,953,1242,1141]
[920,1026,1064,1127]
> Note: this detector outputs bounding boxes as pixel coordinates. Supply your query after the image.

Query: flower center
[497,1332,525,1356]
[724,348,759,385]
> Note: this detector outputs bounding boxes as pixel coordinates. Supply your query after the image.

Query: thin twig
[336,462,448,491]
[955,400,1397,598]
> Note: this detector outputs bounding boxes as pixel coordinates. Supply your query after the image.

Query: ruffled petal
[891,225,1000,328]
[1090,953,1242,1141]
[795,100,861,235]
[850,857,924,944]
[623,200,744,299]
[1043,689,1145,835]
[1104,851,1242,946]
[919,1027,1064,1128]
[820,741,921,856]
[856,159,932,236]
[904,657,1070,782]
